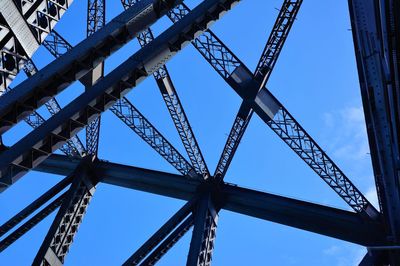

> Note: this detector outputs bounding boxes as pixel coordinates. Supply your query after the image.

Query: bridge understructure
[0,0,398,265]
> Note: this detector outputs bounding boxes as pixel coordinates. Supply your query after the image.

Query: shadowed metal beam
[85,0,106,155]
[21,60,86,157]
[0,0,73,93]
[121,0,210,178]
[349,0,400,263]
[0,0,184,135]
[187,193,218,265]
[140,215,193,265]
[33,159,97,265]
[0,193,66,253]
[33,155,386,246]
[122,198,196,265]
[0,175,72,238]
[221,185,385,246]
[41,31,195,177]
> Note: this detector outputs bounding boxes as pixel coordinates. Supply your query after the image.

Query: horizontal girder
[34,154,386,246]
[21,60,86,157]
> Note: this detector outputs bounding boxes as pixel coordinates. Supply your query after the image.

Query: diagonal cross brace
[85,0,106,156]
[166,3,379,218]
[214,0,303,180]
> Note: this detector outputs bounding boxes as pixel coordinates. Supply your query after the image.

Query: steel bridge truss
[0,0,398,265]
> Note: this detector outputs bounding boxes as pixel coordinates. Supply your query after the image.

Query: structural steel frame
[0,0,399,265]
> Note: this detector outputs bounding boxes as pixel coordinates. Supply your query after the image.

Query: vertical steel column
[349,0,400,263]
[85,0,106,155]
[187,194,218,266]
[33,159,98,265]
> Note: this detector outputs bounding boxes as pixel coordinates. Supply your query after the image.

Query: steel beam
[0,175,72,238]
[121,0,209,177]
[33,155,386,246]
[0,192,66,252]
[166,3,379,218]
[140,215,193,265]
[214,0,302,180]
[187,193,218,266]
[41,31,194,176]
[0,0,73,93]
[123,198,196,265]
[85,0,106,155]
[110,97,196,176]
[349,0,400,263]
[0,0,239,192]
[21,59,85,157]
[33,159,97,265]
[0,0,184,135]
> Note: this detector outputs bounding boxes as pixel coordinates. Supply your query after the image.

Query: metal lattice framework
[0,0,399,265]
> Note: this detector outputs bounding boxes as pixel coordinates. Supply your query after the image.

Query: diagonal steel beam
[33,159,97,265]
[123,198,196,265]
[0,0,184,136]
[42,31,196,177]
[0,192,66,253]
[121,0,209,178]
[0,175,72,238]
[214,0,302,180]
[85,0,106,156]
[32,154,387,246]
[140,215,193,265]
[166,3,379,218]
[253,0,303,86]
[110,97,196,176]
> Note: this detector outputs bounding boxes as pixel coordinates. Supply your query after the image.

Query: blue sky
[0,0,378,265]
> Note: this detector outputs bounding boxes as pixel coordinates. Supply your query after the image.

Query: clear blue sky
[0,0,377,265]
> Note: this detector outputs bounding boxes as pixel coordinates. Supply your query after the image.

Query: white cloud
[323,245,341,256]
[365,185,380,209]
[322,245,367,266]
[322,106,370,161]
